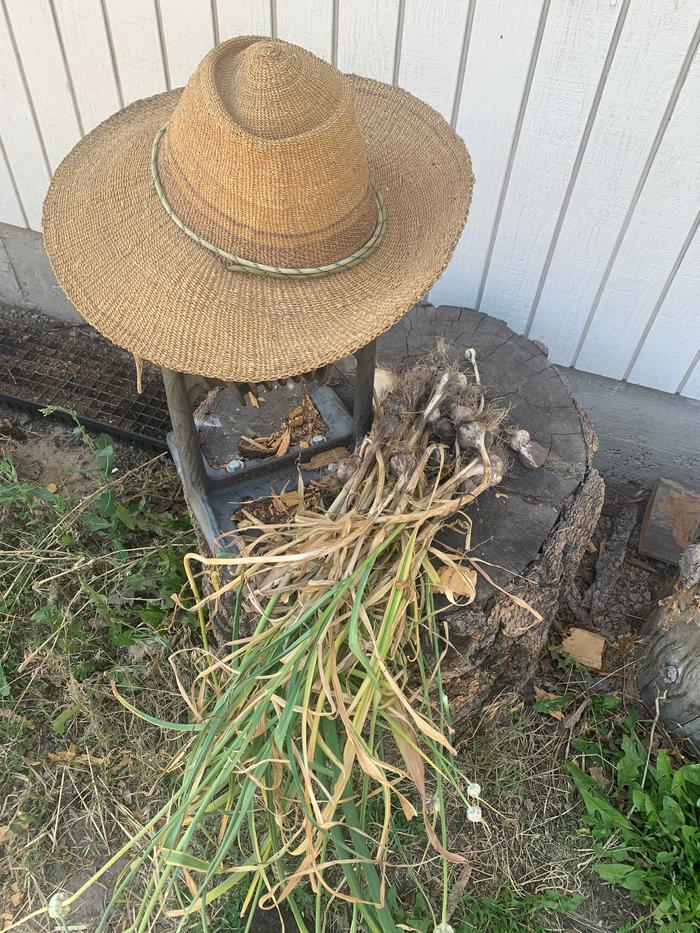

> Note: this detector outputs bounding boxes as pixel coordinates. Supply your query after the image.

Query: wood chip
[275,427,291,458]
[561,698,589,730]
[561,627,605,671]
[239,434,274,452]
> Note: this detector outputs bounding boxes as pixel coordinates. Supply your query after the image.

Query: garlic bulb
[431,416,456,446]
[336,457,359,484]
[446,402,475,425]
[457,421,486,452]
[488,453,505,484]
[507,428,530,452]
[518,441,547,469]
[373,367,395,401]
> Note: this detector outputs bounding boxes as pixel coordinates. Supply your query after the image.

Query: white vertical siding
[431,0,544,311]
[275,0,333,61]
[574,25,700,382]
[214,0,272,41]
[522,0,700,369]
[0,0,51,230]
[102,0,167,101]
[52,0,123,132]
[336,0,401,83]
[156,0,216,88]
[397,0,470,120]
[0,0,698,398]
[476,0,624,334]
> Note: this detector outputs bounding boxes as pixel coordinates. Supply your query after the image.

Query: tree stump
[332,304,604,728]
[637,539,700,745]
[181,303,603,730]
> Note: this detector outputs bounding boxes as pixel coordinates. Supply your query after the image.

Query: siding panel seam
[100,0,125,109]
[475,0,551,312]
[450,0,476,129]
[48,0,85,137]
[570,18,700,368]
[0,0,53,178]
[0,130,29,228]
[624,207,700,381]
[524,0,631,338]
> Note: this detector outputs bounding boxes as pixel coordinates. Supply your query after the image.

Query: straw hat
[43,36,473,382]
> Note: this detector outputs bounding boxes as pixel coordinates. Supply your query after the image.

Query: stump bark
[332,304,604,728]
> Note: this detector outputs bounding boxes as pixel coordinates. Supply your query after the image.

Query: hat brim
[43,77,473,382]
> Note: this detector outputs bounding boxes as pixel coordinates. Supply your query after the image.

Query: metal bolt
[662,664,679,684]
[225,459,244,474]
[309,434,326,447]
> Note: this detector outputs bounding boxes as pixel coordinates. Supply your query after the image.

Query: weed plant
[569,708,700,932]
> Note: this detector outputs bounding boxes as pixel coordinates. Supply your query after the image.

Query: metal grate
[0,305,170,448]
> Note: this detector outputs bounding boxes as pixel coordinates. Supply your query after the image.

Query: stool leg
[162,368,222,550]
[353,339,376,440]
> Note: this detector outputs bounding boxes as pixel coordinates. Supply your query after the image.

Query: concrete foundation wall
[0,222,81,323]
[562,367,700,492]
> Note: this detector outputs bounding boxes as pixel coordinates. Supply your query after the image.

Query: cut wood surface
[639,477,700,566]
[561,627,605,672]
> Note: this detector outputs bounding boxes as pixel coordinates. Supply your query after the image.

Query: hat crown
[220,40,344,139]
[157,37,378,268]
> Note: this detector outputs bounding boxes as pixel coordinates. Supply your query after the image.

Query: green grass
[215,882,581,933]
[1,413,696,933]
[0,419,192,689]
[0,414,197,927]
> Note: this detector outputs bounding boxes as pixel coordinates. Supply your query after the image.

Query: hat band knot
[151,125,386,278]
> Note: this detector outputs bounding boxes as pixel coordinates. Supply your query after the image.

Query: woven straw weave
[43,36,474,382]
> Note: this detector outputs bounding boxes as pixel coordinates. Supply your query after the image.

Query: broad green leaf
[51,701,82,735]
[567,763,632,830]
[594,862,635,883]
[655,749,673,795]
